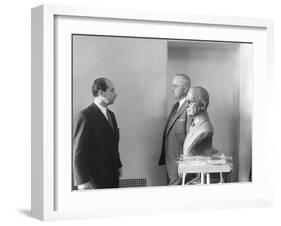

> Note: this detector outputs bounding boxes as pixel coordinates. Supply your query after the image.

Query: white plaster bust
[183,86,222,157]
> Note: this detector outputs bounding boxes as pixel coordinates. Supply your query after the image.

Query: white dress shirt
[177,97,187,111]
[94,99,108,120]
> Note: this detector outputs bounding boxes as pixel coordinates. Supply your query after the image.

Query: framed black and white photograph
[71,34,251,189]
[31,4,274,221]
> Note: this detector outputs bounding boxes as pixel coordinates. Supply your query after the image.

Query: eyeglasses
[187,100,201,105]
[171,84,187,88]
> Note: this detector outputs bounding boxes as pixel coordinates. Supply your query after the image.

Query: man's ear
[201,101,207,110]
[98,90,104,97]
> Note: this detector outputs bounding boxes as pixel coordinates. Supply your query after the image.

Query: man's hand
[77,182,93,190]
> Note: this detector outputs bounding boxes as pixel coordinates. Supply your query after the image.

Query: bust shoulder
[200,120,214,135]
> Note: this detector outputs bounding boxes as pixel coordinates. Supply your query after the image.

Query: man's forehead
[106,80,114,88]
[173,77,184,84]
[187,90,197,99]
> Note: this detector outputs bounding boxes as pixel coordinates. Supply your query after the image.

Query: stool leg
[220,172,223,183]
[206,173,210,184]
[182,173,186,186]
[200,173,204,184]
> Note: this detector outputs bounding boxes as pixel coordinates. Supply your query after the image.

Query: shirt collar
[94,99,107,116]
[178,96,187,110]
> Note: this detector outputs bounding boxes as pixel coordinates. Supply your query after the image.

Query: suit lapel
[163,102,179,135]
[165,100,188,136]
[90,103,115,133]
[107,109,117,132]
[174,100,188,120]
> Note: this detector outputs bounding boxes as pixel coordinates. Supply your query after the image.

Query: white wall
[167,41,252,182]
[238,44,253,181]
[73,35,168,185]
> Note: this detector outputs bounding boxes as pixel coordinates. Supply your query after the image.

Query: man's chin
[109,100,115,105]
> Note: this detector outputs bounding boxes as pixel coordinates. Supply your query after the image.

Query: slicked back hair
[92,78,109,97]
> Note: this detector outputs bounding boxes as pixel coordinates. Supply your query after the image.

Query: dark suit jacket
[159,101,192,165]
[73,103,122,187]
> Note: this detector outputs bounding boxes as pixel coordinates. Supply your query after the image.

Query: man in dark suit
[73,77,122,190]
[159,74,192,185]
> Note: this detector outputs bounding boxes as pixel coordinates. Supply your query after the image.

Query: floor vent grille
[119,178,147,188]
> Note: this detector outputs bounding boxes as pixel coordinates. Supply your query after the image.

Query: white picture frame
[31,4,274,221]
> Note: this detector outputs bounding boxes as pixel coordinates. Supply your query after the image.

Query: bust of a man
[183,86,221,157]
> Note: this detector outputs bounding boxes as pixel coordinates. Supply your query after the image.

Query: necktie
[167,102,179,127]
[164,102,180,137]
[106,109,114,129]
[191,118,195,127]
[171,102,179,118]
